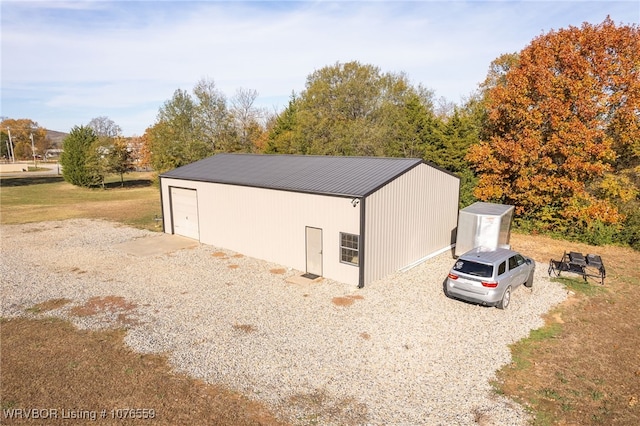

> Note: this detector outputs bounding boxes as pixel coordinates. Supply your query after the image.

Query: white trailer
[454,202,514,257]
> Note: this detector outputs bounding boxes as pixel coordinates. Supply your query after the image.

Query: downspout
[358,196,366,289]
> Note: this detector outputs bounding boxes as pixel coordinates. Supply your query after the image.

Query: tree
[230,87,265,152]
[60,125,98,187]
[267,61,437,157]
[467,18,640,233]
[84,142,109,188]
[264,94,303,154]
[144,78,260,175]
[107,137,136,186]
[298,61,390,156]
[480,52,520,93]
[426,107,481,207]
[0,118,48,160]
[193,78,234,152]
[87,116,122,138]
[381,90,439,159]
[145,88,211,174]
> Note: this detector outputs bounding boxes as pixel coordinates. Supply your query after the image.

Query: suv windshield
[453,260,493,278]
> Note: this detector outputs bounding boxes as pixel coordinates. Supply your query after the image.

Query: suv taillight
[481,281,498,288]
[447,273,458,280]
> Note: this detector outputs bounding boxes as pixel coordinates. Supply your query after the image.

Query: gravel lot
[1,219,569,425]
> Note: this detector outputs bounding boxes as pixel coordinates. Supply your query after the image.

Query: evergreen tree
[60,126,98,187]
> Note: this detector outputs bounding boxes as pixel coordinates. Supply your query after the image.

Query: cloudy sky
[1,0,638,136]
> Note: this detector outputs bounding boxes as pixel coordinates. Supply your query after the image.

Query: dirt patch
[212,251,227,258]
[331,295,364,307]
[70,296,136,317]
[69,296,139,327]
[233,324,257,334]
[228,264,239,269]
[0,317,287,426]
[359,332,371,340]
[270,268,286,275]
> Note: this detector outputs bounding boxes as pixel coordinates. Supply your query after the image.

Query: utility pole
[7,127,15,163]
[30,133,36,166]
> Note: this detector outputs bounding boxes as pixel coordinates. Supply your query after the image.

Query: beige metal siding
[161,178,361,286]
[364,164,459,286]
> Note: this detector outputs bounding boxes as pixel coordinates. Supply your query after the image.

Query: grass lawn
[0,173,162,231]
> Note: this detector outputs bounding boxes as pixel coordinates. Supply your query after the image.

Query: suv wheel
[443,279,451,298]
[524,270,534,288]
[497,286,511,310]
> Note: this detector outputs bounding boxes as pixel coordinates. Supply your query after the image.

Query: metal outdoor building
[159,153,460,287]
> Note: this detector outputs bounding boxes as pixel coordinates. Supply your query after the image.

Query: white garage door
[171,187,199,240]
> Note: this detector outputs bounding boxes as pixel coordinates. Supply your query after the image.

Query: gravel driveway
[1,219,568,425]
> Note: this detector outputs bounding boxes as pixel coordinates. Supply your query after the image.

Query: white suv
[444,248,535,309]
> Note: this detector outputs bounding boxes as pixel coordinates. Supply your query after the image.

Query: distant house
[159,153,460,287]
[44,148,63,160]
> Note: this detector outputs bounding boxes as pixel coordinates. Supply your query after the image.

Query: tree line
[8,18,637,249]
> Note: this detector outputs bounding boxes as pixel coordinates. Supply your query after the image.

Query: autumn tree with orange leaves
[467,18,640,242]
[0,118,49,160]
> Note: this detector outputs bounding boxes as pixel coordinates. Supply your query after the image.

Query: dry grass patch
[26,298,72,314]
[0,317,287,426]
[232,324,257,334]
[331,295,364,307]
[285,388,369,425]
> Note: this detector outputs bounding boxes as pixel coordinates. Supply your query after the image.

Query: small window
[498,261,506,276]
[340,233,359,266]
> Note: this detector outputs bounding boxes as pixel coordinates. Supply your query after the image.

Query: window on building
[340,232,359,266]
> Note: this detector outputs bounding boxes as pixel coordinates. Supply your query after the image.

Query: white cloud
[2,0,638,135]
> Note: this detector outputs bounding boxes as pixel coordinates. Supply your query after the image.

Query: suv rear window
[453,260,493,278]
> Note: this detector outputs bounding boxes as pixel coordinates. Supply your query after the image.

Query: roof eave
[159,175,366,198]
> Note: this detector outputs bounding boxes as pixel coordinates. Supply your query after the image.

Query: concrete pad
[0,163,31,173]
[115,234,199,257]
[285,274,324,285]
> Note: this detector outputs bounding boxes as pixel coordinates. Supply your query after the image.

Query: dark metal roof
[160,153,425,197]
